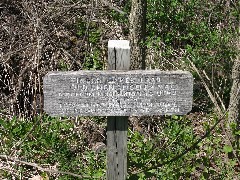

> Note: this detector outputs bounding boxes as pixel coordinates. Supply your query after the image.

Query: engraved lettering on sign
[66,78,177,97]
[43,70,193,116]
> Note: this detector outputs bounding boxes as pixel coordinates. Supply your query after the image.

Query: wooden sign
[43,70,193,116]
[43,40,194,180]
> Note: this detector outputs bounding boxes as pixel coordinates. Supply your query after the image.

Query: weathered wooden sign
[43,40,194,180]
[43,70,193,116]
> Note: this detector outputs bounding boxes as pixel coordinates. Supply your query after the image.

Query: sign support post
[107,40,130,180]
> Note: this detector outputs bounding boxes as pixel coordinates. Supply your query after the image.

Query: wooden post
[43,40,193,179]
[107,40,130,180]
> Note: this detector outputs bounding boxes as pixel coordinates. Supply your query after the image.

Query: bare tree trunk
[129,0,147,70]
[228,34,240,151]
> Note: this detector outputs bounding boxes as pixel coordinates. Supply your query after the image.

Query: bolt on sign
[43,70,193,116]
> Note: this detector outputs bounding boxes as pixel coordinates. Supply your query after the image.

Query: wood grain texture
[108,40,130,70]
[107,116,128,180]
[107,40,129,180]
[43,70,193,116]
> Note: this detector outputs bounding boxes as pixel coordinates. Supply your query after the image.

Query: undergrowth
[0,114,239,179]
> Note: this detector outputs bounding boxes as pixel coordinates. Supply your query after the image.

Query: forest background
[0,0,239,179]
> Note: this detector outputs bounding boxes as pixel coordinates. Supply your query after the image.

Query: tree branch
[100,0,127,15]
[0,154,97,179]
